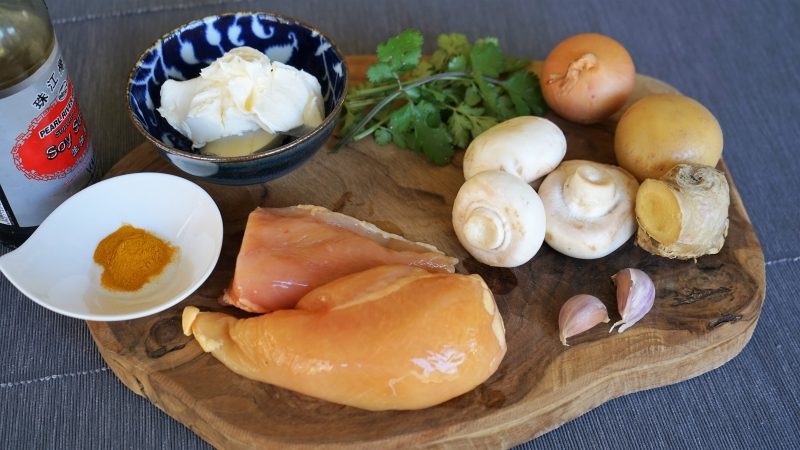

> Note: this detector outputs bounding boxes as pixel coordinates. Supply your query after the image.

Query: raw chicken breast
[184,265,507,411]
[222,206,458,313]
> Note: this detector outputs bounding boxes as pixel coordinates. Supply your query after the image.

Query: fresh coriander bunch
[337,29,547,165]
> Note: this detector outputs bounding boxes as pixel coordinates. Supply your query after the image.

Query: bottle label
[0,40,95,227]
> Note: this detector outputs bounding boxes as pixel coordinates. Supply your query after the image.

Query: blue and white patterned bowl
[127,12,348,185]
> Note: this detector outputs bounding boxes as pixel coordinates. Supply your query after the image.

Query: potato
[614,94,723,181]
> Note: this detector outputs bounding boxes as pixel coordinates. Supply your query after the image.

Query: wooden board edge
[88,304,761,450]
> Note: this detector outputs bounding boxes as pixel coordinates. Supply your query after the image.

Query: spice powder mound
[93,224,177,292]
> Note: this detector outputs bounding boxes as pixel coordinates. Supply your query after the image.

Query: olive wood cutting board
[87,56,766,449]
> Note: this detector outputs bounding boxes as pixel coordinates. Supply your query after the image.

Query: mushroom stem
[563,165,617,217]
[463,207,506,251]
[453,170,547,267]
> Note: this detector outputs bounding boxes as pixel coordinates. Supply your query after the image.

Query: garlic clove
[559,294,610,346]
[609,268,655,333]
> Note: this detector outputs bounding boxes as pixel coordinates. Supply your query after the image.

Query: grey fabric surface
[1,0,798,448]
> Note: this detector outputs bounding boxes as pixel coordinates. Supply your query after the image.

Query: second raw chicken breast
[222,206,458,313]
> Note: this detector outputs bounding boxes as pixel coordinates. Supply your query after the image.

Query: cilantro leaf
[366,63,395,83]
[374,128,392,145]
[447,110,472,149]
[470,38,504,78]
[404,86,422,101]
[416,122,454,165]
[502,71,547,116]
[464,85,482,106]
[430,49,450,72]
[437,33,471,56]
[503,56,530,73]
[449,105,490,148]
[414,100,443,126]
[468,114,499,139]
[447,55,468,72]
[473,73,500,114]
[414,100,452,163]
[420,85,448,104]
[388,103,416,149]
[495,94,517,120]
[411,60,434,78]
[387,100,454,164]
[432,33,470,72]
[369,29,423,82]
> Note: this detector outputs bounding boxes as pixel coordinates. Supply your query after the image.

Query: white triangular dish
[0,172,223,321]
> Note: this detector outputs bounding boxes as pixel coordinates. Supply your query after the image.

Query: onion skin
[541,33,635,124]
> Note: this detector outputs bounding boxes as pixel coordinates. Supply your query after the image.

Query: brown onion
[540,33,635,124]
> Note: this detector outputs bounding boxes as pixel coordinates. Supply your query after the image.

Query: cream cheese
[158,47,324,153]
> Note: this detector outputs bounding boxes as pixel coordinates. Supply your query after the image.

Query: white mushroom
[538,160,639,259]
[452,170,546,267]
[463,116,567,184]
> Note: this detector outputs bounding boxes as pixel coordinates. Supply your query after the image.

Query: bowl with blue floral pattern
[127,12,348,185]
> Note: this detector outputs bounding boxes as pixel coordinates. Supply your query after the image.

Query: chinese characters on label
[31,58,64,110]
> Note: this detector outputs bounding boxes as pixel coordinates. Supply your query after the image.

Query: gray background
[1,0,798,448]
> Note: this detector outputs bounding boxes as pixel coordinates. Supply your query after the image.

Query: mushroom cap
[463,116,566,183]
[539,160,639,259]
[452,170,546,267]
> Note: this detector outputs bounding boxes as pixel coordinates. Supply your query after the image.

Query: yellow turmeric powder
[93,224,176,292]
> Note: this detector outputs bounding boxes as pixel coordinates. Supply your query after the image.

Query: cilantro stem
[347,83,400,99]
[353,115,391,141]
[421,84,463,105]
[335,71,501,150]
[344,98,381,110]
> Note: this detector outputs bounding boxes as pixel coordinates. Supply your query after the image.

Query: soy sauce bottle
[0,0,95,247]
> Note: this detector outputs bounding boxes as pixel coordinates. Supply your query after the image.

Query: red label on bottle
[10,80,90,181]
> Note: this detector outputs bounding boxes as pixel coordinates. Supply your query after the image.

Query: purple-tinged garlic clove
[559,294,610,346]
[609,268,655,333]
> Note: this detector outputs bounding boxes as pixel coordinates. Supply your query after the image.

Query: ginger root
[635,163,730,259]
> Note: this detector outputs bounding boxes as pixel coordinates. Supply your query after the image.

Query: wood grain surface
[87,56,765,449]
